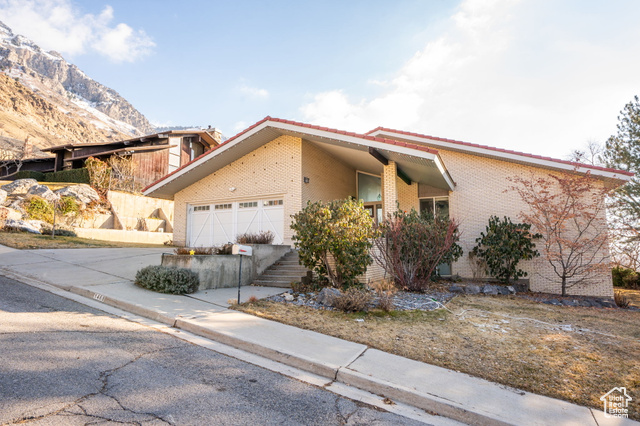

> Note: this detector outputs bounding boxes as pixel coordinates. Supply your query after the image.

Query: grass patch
[616,288,640,308]
[0,230,169,249]
[237,293,640,420]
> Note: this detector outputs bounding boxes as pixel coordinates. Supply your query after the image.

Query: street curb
[68,286,177,327]
[336,368,509,426]
[175,319,342,380]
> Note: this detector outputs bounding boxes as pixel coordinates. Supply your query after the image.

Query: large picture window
[420,196,452,276]
[357,172,382,202]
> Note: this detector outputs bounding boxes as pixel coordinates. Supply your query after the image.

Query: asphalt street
[0,275,423,425]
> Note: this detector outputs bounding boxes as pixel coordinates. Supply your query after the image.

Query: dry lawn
[237,293,640,420]
[0,231,168,250]
[616,288,640,308]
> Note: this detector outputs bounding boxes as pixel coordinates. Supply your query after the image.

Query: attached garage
[188,198,284,247]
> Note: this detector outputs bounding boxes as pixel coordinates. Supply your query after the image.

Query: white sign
[232,244,253,256]
[600,387,632,418]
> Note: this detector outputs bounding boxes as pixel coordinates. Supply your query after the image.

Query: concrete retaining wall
[74,228,173,245]
[162,244,291,290]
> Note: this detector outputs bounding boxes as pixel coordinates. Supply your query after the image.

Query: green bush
[58,196,80,216]
[13,170,46,181]
[291,198,376,289]
[25,197,54,223]
[134,265,199,294]
[43,168,90,184]
[612,266,640,289]
[472,216,540,283]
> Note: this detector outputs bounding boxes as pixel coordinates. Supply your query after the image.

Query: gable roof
[143,117,454,199]
[367,127,634,181]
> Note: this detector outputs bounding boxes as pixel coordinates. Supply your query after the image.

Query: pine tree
[602,96,640,236]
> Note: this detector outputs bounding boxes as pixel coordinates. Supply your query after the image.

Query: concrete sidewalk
[0,245,636,426]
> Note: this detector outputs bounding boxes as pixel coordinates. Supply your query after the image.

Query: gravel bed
[265,289,457,311]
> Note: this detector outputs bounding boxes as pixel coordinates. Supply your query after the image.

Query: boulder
[507,286,516,294]
[0,189,7,205]
[0,206,22,221]
[1,179,38,195]
[497,286,510,295]
[464,284,480,294]
[482,284,499,295]
[449,285,464,293]
[3,218,41,234]
[317,287,342,306]
[26,184,59,203]
[55,184,100,206]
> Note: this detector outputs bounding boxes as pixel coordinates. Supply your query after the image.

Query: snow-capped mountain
[0,21,155,148]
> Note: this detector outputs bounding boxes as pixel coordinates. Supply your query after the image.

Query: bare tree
[0,136,29,177]
[509,172,611,296]
[567,140,604,166]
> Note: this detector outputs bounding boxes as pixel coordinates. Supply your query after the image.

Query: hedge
[43,168,90,184]
[13,170,46,181]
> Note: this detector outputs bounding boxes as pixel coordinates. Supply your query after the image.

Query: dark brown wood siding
[133,150,169,187]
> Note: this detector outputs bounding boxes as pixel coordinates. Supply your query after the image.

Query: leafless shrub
[370,279,396,312]
[332,288,373,312]
[236,230,275,245]
[614,291,630,308]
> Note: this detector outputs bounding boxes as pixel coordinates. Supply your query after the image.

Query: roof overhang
[367,127,634,186]
[144,118,456,200]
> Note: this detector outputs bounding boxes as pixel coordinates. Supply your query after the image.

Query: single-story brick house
[144,117,633,297]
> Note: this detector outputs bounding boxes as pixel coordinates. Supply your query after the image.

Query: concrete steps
[253,250,310,288]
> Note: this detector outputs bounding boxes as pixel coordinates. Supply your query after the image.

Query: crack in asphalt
[334,397,360,425]
[3,346,182,425]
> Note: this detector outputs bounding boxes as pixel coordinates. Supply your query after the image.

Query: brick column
[382,161,397,218]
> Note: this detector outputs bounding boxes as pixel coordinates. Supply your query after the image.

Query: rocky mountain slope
[0,21,155,149]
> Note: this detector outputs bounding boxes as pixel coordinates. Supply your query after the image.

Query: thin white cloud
[300,0,640,158]
[239,85,269,99]
[0,0,154,62]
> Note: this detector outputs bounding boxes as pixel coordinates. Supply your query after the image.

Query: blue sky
[1,0,640,160]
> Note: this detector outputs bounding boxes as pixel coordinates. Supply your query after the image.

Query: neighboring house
[143,117,633,297]
[0,136,54,177]
[41,129,222,187]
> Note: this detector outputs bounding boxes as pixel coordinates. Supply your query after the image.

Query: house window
[263,199,283,207]
[193,205,210,212]
[214,203,232,210]
[420,196,452,276]
[357,172,381,202]
[419,197,449,218]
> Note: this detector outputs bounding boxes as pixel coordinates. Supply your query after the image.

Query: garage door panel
[212,210,234,245]
[190,209,211,247]
[262,208,284,244]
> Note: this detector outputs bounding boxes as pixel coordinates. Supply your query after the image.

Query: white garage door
[188,198,284,247]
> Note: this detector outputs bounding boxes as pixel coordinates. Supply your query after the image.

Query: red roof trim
[144,117,440,192]
[366,127,634,177]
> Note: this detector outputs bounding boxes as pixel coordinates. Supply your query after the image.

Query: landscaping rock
[599,299,617,308]
[497,286,510,295]
[55,184,100,206]
[0,206,22,221]
[507,286,516,294]
[482,284,499,295]
[0,189,7,205]
[26,184,59,203]
[449,285,464,293]
[1,179,38,195]
[317,287,342,306]
[284,293,294,302]
[464,285,480,294]
[3,218,41,234]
